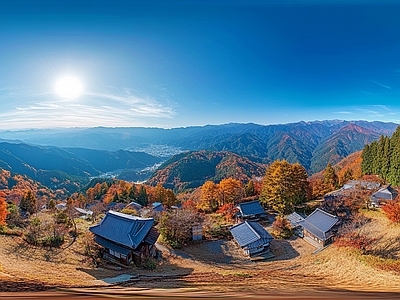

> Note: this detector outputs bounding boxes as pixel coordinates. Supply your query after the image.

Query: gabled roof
[89,210,155,250]
[286,212,305,228]
[237,200,266,217]
[371,185,398,201]
[74,207,93,215]
[299,208,339,241]
[230,221,273,248]
[124,201,143,211]
[343,180,380,190]
[152,202,164,212]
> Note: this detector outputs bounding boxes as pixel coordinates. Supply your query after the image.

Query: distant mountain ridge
[0,120,397,174]
[0,142,163,192]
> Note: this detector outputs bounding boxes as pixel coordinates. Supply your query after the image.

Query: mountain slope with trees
[146,150,266,192]
[362,126,400,185]
[0,142,163,192]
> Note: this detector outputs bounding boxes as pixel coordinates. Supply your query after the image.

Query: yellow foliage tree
[260,160,309,215]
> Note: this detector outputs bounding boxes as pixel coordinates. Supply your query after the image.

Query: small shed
[230,221,273,256]
[370,185,398,208]
[236,200,267,221]
[152,202,164,213]
[299,208,339,248]
[286,212,305,237]
[89,210,159,265]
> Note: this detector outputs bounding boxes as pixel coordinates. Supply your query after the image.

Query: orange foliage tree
[216,203,238,222]
[218,178,244,206]
[0,191,8,226]
[197,181,219,212]
[382,201,400,223]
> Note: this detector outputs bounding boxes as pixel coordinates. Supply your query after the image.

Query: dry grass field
[1,210,400,299]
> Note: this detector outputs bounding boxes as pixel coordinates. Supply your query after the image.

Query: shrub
[141,258,157,270]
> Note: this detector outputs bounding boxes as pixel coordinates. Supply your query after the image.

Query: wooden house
[299,208,339,248]
[230,221,273,256]
[370,185,398,208]
[89,210,159,265]
[236,200,267,221]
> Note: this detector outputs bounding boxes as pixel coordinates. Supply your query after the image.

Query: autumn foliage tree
[20,190,37,215]
[382,201,400,223]
[218,178,243,206]
[271,215,292,239]
[158,208,204,248]
[259,160,309,215]
[0,191,8,226]
[216,203,238,222]
[197,178,244,213]
[198,181,219,212]
[323,163,339,191]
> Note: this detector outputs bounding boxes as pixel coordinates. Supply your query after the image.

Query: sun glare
[54,76,83,99]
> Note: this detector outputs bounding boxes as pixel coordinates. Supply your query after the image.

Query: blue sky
[1,0,400,129]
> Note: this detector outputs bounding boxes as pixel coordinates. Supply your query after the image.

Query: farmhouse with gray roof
[236,200,267,221]
[299,208,339,248]
[230,221,273,256]
[370,185,398,208]
[89,210,159,265]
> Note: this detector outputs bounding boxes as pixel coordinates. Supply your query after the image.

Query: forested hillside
[0,142,163,192]
[147,150,266,192]
[362,126,400,185]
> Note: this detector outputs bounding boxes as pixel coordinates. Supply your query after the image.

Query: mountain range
[0,142,163,193]
[0,120,397,175]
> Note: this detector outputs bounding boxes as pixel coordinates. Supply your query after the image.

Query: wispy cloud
[371,105,391,111]
[355,108,384,118]
[371,80,391,90]
[334,111,353,115]
[0,88,176,129]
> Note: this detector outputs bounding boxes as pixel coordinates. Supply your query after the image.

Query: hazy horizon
[2,1,400,130]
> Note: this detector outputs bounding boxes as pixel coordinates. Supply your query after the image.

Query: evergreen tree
[137,185,148,206]
[128,184,137,201]
[381,136,391,181]
[361,144,372,174]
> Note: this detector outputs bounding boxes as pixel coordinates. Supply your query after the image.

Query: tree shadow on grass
[172,239,255,269]
[268,238,300,261]
[77,261,195,289]
[7,237,67,263]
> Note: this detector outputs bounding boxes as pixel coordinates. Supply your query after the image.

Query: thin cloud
[371,105,391,111]
[371,80,391,90]
[334,111,353,115]
[355,108,384,118]
[0,88,176,129]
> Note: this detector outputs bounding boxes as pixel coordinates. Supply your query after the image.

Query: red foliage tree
[216,203,238,222]
[382,201,400,223]
[0,191,8,226]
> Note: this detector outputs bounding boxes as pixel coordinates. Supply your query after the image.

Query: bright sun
[54,76,83,99]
